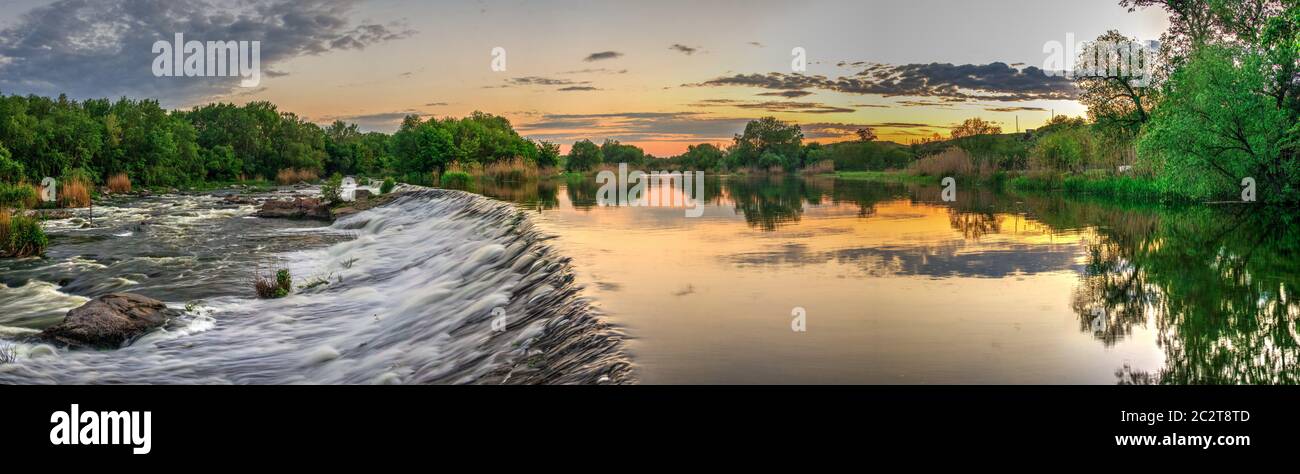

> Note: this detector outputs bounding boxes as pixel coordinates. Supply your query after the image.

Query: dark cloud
[424,102,448,106]
[688,62,1078,101]
[669,44,698,55]
[506,76,585,86]
[757,90,813,98]
[985,106,1046,112]
[693,99,853,114]
[557,86,600,91]
[747,41,764,48]
[583,51,623,62]
[0,0,415,106]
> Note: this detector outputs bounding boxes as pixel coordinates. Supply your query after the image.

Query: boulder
[39,293,177,349]
[255,197,331,220]
[354,189,374,201]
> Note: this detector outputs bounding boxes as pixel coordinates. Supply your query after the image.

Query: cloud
[516,111,751,144]
[319,109,421,131]
[0,0,415,106]
[424,102,448,106]
[687,62,1078,101]
[747,41,764,48]
[800,122,952,140]
[693,99,854,114]
[558,86,600,91]
[559,68,628,75]
[669,44,698,55]
[757,90,813,98]
[506,76,585,86]
[583,51,623,62]
[985,106,1046,112]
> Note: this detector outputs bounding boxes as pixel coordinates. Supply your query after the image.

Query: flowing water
[1,176,1297,384]
[0,188,629,384]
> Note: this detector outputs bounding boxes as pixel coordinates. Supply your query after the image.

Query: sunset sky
[0,0,1169,155]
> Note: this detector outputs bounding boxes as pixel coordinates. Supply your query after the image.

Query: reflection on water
[477,176,1300,384]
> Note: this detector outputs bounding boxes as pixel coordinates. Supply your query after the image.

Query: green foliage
[565,139,603,172]
[276,269,292,292]
[1,213,47,258]
[1031,127,1094,173]
[0,143,24,182]
[0,182,38,208]
[440,171,473,190]
[536,141,562,169]
[600,139,646,167]
[806,141,912,171]
[729,117,804,170]
[680,143,724,170]
[380,177,396,194]
[1138,43,1296,201]
[321,173,343,203]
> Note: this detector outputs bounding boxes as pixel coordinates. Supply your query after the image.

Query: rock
[255,197,332,220]
[331,191,400,219]
[223,194,257,205]
[39,293,177,349]
[354,189,374,201]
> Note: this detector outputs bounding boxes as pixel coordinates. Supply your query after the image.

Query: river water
[1,176,1296,384]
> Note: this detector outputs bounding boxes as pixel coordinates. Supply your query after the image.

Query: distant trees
[728,116,804,171]
[949,118,1002,139]
[565,139,604,172]
[856,127,877,142]
[536,141,562,169]
[600,139,646,167]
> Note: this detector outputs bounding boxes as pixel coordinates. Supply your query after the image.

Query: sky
[0,0,1170,155]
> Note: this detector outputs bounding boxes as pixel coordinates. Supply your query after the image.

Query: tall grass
[909,147,974,177]
[801,160,835,175]
[440,171,473,191]
[59,177,91,208]
[276,168,319,185]
[107,173,132,194]
[482,158,539,182]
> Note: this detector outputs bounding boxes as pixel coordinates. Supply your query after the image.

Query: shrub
[0,210,48,258]
[909,148,974,176]
[0,182,39,208]
[321,173,343,203]
[380,177,395,194]
[59,177,91,208]
[440,171,472,190]
[254,268,292,299]
[106,173,132,194]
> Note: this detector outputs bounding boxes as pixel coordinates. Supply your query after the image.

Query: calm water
[477,175,1300,384]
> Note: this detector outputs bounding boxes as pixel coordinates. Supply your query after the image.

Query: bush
[440,171,472,190]
[107,173,132,194]
[321,173,343,203]
[0,182,39,208]
[0,210,48,258]
[254,268,292,298]
[380,177,395,194]
[801,159,835,174]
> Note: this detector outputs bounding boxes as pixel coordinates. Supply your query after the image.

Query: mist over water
[0,189,629,384]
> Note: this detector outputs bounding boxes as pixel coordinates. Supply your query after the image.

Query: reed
[59,177,91,208]
[107,173,132,194]
[909,147,974,177]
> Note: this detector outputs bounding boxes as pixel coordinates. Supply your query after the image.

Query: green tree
[566,139,603,172]
[536,141,562,169]
[731,117,804,170]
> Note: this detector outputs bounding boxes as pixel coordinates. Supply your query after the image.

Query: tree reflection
[1049,201,1300,384]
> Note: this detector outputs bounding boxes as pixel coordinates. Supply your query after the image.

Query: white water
[0,189,630,384]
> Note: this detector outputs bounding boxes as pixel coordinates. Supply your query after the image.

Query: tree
[566,139,603,172]
[731,117,804,170]
[1139,43,1297,200]
[536,141,561,168]
[0,142,24,182]
[950,118,1002,139]
[682,143,724,170]
[1076,30,1159,138]
[600,139,646,167]
[855,127,877,142]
